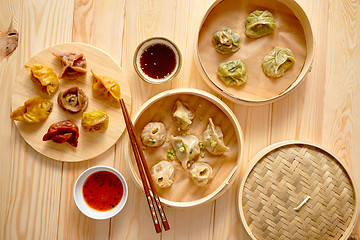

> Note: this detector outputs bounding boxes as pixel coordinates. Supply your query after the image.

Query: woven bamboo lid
[238,141,358,240]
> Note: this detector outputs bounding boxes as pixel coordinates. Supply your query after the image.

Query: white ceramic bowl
[73,166,128,220]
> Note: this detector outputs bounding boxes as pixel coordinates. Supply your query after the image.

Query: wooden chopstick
[120,99,170,233]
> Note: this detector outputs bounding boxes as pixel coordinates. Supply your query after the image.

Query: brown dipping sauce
[82,171,123,211]
[140,43,176,79]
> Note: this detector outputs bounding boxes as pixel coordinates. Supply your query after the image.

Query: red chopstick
[120,99,170,233]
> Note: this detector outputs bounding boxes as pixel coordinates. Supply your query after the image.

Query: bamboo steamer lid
[238,141,358,240]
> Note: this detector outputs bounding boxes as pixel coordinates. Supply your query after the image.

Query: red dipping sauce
[82,171,123,211]
[140,43,176,79]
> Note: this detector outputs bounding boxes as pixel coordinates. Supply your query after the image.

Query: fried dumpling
[52,52,87,78]
[151,160,175,188]
[262,46,295,78]
[173,100,194,131]
[141,122,166,147]
[189,162,212,186]
[170,134,200,169]
[91,70,121,103]
[58,87,88,113]
[245,10,276,38]
[25,64,59,96]
[213,28,241,54]
[10,95,53,123]
[81,109,109,132]
[203,118,229,155]
[217,60,247,86]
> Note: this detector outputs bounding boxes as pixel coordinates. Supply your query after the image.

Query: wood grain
[1,0,360,239]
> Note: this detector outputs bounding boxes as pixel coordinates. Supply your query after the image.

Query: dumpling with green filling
[245,10,276,38]
[262,46,295,78]
[170,134,200,169]
[213,28,241,54]
[189,162,212,186]
[217,60,247,86]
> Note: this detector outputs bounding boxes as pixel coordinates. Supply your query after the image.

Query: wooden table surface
[1,0,359,239]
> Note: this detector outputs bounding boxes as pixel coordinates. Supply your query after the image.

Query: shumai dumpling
[189,162,213,186]
[203,118,229,155]
[170,134,200,169]
[213,28,241,54]
[262,46,295,78]
[151,160,175,188]
[141,122,166,147]
[173,100,194,131]
[91,70,121,103]
[217,60,247,86]
[25,64,59,96]
[10,95,53,123]
[81,109,109,132]
[245,10,276,38]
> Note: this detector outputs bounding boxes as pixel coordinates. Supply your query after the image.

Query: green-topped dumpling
[245,10,276,38]
[217,60,247,86]
[213,28,241,54]
[262,46,295,78]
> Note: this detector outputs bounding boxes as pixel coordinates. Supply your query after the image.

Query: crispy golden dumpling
[262,46,295,78]
[81,109,109,132]
[217,60,247,86]
[213,28,241,54]
[58,87,88,113]
[245,10,276,38]
[52,52,87,78]
[25,64,59,96]
[91,70,121,103]
[10,95,53,123]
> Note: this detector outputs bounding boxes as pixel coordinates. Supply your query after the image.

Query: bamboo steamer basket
[238,141,358,240]
[127,88,244,208]
[195,0,314,105]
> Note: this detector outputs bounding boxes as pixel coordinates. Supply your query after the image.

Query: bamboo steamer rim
[194,0,315,105]
[237,140,359,240]
[127,88,244,208]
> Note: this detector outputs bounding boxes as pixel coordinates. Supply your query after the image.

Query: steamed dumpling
[141,122,166,147]
[203,118,229,155]
[170,134,200,169]
[213,28,241,54]
[151,160,174,188]
[189,162,213,186]
[217,60,247,86]
[173,100,194,131]
[262,46,295,78]
[245,10,276,38]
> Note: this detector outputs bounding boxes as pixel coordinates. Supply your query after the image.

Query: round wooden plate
[237,141,358,240]
[127,88,244,208]
[195,0,314,105]
[11,43,132,162]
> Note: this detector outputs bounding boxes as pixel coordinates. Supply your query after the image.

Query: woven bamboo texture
[240,143,357,240]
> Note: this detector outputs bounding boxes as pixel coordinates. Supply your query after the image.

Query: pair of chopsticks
[120,99,170,233]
